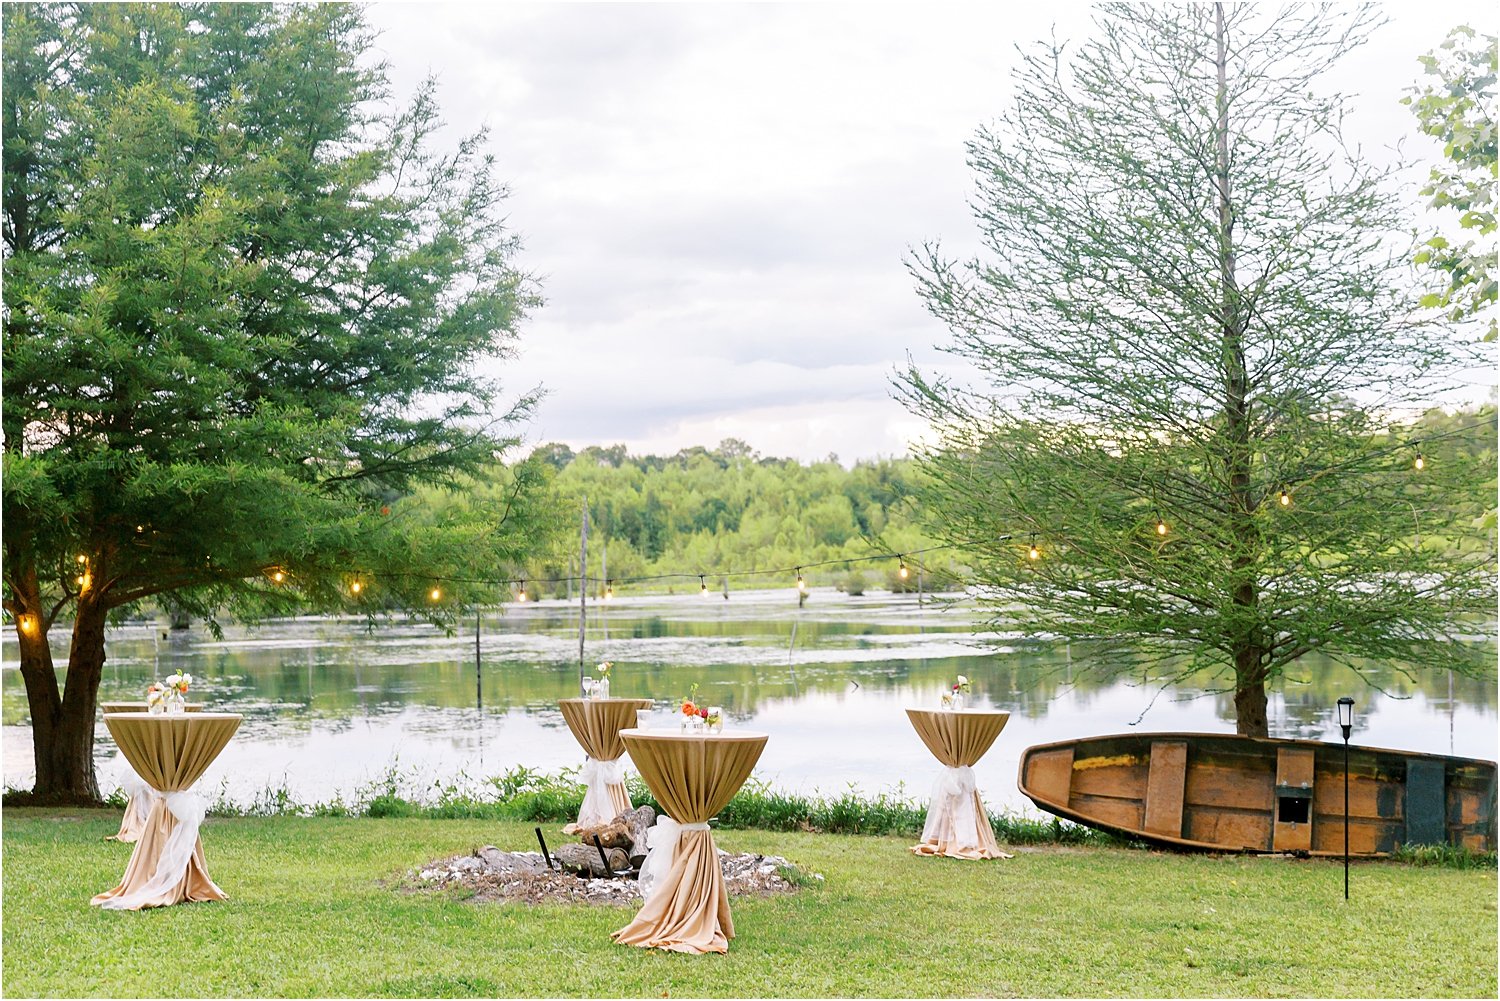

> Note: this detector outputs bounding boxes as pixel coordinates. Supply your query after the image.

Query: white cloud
[366,1,1498,463]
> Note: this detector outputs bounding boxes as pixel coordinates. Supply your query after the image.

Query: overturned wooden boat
[1018,732,1496,856]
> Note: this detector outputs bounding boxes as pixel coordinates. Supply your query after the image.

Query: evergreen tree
[2,3,542,801]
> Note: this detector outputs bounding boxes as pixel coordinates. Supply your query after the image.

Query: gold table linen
[91,713,241,909]
[613,728,768,954]
[906,708,1010,859]
[559,698,653,832]
[102,702,205,842]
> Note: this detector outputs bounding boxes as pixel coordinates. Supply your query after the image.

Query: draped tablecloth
[906,708,1011,860]
[101,703,204,843]
[559,698,653,832]
[612,728,768,954]
[91,713,241,910]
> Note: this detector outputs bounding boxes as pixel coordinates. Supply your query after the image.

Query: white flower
[165,673,182,687]
[596,660,612,675]
[181,673,193,686]
[956,675,969,686]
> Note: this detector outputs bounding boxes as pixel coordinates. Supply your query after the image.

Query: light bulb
[1414,453,1425,471]
[1279,489,1291,507]
[430,587,442,602]
[77,572,91,590]
[700,576,709,598]
[76,554,87,564]
[1028,545,1040,561]
[604,581,614,601]
[18,614,35,634]
[272,570,285,583]
[898,560,909,580]
[351,580,363,595]
[1156,518,1168,536]
[517,583,527,602]
[796,570,807,592]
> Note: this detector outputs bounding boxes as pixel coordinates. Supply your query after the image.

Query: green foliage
[899,5,1497,734]
[506,440,960,595]
[1404,25,1499,341]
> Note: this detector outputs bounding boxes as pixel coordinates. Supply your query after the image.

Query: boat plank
[1070,759,1149,799]
[1023,749,1075,806]
[1143,741,1187,838]
[1184,808,1271,851]
[1071,792,1143,831]
[1185,762,1274,811]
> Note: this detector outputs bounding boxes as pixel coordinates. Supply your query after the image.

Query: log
[554,842,630,877]
[619,804,656,868]
[573,818,633,851]
[576,804,656,865]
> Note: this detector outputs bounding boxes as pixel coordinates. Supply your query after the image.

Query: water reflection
[2,591,1494,814]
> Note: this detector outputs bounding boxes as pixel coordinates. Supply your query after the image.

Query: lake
[3,589,1494,815]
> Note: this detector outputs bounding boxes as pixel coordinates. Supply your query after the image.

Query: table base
[612,828,734,954]
[563,779,632,834]
[910,790,1012,860]
[91,798,226,910]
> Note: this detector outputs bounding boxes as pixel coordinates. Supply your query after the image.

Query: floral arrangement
[953,674,970,695]
[680,683,704,720]
[597,660,612,678]
[165,672,193,695]
[145,682,166,709]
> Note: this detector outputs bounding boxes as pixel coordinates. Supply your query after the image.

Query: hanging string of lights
[248,418,1479,602]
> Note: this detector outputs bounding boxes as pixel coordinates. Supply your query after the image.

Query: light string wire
[282,416,1491,597]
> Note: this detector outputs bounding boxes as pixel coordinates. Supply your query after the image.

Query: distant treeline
[513,439,960,597]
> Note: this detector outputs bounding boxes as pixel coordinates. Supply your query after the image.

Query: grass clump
[1390,842,1498,869]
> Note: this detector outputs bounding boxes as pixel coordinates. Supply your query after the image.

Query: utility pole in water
[577,497,589,694]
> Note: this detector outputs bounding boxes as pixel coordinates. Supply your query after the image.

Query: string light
[135,525,144,534]
[76,554,87,565]
[1028,534,1040,561]
[898,558,909,580]
[604,580,614,601]
[699,575,709,598]
[77,572,92,591]
[1156,515,1168,536]
[516,581,527,602]
[796,568,807,592]
[1278,487,1292,508]
[1414,452,1425,471]
[429,586,442,602]
[350,579,363,595]
[18,614,36,634]
[271,570,285,583]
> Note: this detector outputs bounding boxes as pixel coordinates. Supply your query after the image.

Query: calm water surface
[3,590,1494,814]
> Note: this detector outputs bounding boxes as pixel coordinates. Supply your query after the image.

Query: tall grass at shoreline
[9,763,1494,865]
[184,763,1108,845]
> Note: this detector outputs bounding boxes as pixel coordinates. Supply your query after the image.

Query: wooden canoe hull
[1018,732,1496,856]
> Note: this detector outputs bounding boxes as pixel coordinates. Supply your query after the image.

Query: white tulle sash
[577,755,627,829]
[922,765,980,849]
[113,751,152,835]
[98,791,210,910]
[638,817,710,902]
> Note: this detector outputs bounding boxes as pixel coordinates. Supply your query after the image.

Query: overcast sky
[363,2,1495,464]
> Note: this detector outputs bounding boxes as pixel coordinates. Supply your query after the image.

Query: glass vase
[952,692,965,711]
[166,691,186,714]
[596,677,610,699]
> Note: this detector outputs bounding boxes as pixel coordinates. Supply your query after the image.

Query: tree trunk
[1213,2,1267,739]
[1233,647,1270,738]
[29,595,109,804]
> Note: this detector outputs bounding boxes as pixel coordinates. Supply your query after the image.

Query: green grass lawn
[2,809,1495,998]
